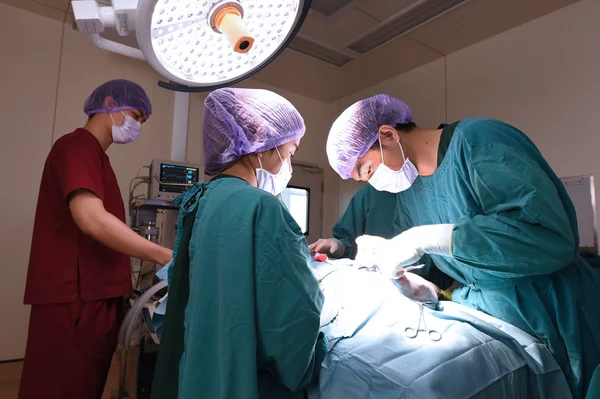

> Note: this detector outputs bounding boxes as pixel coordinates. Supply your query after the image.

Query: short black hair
[394,122,417,132]
[218,148,279,176]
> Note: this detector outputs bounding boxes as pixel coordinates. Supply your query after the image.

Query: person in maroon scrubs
[19,79,173,399]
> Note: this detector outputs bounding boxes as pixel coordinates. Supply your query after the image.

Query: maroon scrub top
[24,128,132,304]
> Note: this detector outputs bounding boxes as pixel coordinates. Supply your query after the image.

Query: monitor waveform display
[159,163,200,193]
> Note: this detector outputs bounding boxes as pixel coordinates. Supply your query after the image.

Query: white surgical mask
[110,111,142,144]
[368,140,418,193]
[256,148,292,196]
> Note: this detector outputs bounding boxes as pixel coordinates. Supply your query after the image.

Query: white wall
[338,0,600,230]
[0,3,339,361]
[0,3,63,362]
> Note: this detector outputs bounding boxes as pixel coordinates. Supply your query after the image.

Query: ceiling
[4,0,580,102]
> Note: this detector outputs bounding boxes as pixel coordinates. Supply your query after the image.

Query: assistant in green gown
[332,184,398,259]
[152,175,328,399]
[394,118,600,398]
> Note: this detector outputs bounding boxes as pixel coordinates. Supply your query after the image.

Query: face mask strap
[257,154,264,170]
[257,147,288,176]
[110,111,129,128]
[379,135,405,165]
[275,147,285,165]
[399,141,406,163]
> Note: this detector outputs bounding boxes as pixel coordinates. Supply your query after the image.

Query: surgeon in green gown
[308,178,455,289]
[151,88,327,399]
[325,94,600,399]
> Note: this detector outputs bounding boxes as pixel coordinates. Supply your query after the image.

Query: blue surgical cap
[83,79,152,116]
[326,94,412,179]
[203,88,306,175]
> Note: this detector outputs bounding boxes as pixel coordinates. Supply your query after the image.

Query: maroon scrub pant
[18,297,124,399]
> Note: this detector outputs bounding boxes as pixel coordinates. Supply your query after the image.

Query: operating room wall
[337,0,600,233]
[0,3,61,362]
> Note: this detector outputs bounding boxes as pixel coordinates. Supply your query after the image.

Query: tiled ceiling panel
[407,0,579,54]
[310,0,357,16]
[299,8,379,47]
[348,0,471,54]
[354,0,420,22]
[32,0,70,11]
[2,0,65,21]
[287,35,355,67]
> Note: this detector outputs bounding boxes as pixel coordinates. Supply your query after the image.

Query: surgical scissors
[405,302,442,341]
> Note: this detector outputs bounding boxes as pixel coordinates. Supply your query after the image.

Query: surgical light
[71,0,311,92]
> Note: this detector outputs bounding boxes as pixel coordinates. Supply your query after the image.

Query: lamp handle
[90,33,145,61]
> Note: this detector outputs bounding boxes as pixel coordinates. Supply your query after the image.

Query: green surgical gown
[332,184,398,259]
[153,175,327,399]
[394,118,600,398]
[333,178,454,289]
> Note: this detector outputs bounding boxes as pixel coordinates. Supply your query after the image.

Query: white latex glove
[355,224,454,276]
[354,235,402,278]
[393,271,440,304]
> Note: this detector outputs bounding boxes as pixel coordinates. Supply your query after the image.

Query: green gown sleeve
[452,141,576,276]
[254,196,328,394]
[334,187,441,280]
[332,188,368,259]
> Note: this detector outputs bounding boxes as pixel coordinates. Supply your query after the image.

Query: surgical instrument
[405,301,442,341]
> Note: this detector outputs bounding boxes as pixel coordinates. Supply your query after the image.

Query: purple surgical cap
[203,88,306,175]
[83,79,152,117]
[326,94,412,179]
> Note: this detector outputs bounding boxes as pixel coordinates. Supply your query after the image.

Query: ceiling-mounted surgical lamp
[71,0,311,92]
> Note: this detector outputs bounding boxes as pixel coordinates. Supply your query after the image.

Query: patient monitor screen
[159,163,200,193]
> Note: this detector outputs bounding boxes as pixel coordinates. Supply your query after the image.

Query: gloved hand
[308,238,345,258]
[393,271,440,304]
[355,224,454,275]
[354,235,402,278]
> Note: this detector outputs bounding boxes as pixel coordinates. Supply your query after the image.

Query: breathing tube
[118,280,168,349]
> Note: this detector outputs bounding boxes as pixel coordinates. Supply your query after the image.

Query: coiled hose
[118,280,168,349]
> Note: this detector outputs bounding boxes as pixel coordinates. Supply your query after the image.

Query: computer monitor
[148,159,203,201]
